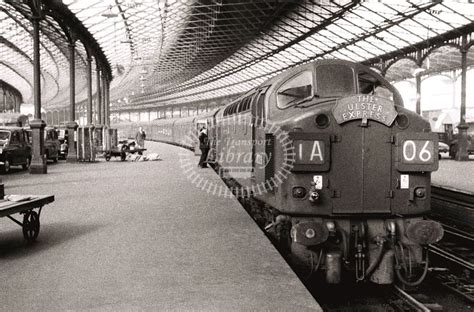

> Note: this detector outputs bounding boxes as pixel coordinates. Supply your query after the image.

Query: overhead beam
[363,22,474,67]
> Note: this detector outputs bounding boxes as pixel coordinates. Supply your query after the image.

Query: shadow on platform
[0,222,102,259]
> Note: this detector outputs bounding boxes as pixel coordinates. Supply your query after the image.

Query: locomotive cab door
[332,120,392,214]
[331,78,399,215]
[330,69,396,215]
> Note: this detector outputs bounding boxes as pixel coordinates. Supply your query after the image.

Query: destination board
[333,94,398,127]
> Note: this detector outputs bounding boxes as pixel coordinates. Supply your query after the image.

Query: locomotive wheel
[22,211,40,242]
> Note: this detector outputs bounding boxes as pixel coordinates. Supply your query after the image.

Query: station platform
[432,157,474,193]
[0,142,320,311]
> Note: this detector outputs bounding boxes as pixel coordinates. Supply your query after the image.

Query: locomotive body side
[214,94,254,187]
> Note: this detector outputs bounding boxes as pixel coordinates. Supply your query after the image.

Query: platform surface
[432,157,474,193]
[0,141,320,311]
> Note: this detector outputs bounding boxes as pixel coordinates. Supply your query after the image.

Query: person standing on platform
[198,127,209,168]
[135,126,146,149]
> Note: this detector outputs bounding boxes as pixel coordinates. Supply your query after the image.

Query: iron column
[29,15,47,174]
[96,63,102,125]
[86,56,93,124]
[456,35,469,161]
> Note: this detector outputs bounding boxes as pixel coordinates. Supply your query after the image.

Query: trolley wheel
[22,210,40,242]
[120,153,126,161]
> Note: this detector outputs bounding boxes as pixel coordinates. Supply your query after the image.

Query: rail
[392,285,431,312]
[431,185,474,208]
[428,219,474,303]
[429,219,474,272]
[428,245,474,272]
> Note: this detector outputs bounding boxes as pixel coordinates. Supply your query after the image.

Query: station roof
[1,0,474,112]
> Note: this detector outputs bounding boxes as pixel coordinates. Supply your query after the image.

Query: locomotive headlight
[292,186,307,199]
[315,113,330,128]
[396,114,409,129]
[415,187,426,198]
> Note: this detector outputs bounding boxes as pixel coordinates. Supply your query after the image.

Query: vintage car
[0,127,32,173]
[438,142,449,159]
[58,128,68,159]
[44,127,60,162]
[25,127,61,162]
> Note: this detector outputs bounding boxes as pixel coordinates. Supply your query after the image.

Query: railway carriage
[115,59,444,285]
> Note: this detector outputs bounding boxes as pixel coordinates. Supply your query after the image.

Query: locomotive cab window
[277,71,313,109]
[316,64,354,97]
[358,71,394,101]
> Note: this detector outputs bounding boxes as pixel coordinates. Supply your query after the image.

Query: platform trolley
[0,192,54,243]
[103,129,146,161]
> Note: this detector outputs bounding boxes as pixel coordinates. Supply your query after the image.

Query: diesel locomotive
[116,59,443,285]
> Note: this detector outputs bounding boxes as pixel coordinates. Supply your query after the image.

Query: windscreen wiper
[295,96,337,108]
[294,94,320,108]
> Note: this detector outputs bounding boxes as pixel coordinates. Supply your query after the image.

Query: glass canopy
[1,0,474,112]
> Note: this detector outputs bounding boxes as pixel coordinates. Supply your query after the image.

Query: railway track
[430,185,473,274]
[390,285,438,311]
[429,224,474,273]
[427,222,474,304]
[431,185,474,228]
[428,186,474,305]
